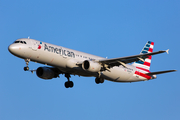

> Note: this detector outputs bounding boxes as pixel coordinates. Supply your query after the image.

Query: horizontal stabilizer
[145,70,176,75]
[99,50,168,68]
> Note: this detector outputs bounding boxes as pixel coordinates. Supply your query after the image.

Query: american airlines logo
[38,42,42,49]
[44,44,75,58]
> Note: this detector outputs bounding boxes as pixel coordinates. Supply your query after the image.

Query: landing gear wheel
[95,78,100,84]
[69,81,74,88]
[99,78,104,83]
[64,81,74,88]
[65,81,69,88]
[95,77,104,84]
[24,66,29,71]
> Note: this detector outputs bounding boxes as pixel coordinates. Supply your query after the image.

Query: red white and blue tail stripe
[133,41,154,74]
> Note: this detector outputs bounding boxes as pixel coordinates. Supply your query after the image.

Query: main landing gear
[24,59,30,71]
[95,77,104,84]
[64,73,74,88]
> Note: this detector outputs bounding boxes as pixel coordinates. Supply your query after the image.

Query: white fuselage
[8,38,152,82]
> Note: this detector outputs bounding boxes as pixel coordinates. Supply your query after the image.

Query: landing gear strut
[64,73,74,88]
[24,59,30,71]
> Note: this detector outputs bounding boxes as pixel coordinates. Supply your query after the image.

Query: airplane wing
[98,50,169,68]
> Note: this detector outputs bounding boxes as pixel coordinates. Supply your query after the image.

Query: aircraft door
[31,40,38,51]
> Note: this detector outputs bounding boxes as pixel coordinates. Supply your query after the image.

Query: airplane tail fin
[132,41,154,73]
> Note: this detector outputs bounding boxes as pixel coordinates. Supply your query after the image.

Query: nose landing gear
[24,59,30,71]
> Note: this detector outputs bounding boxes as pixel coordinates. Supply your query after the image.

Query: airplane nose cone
[8,44,15,53]
[8,44,19,55]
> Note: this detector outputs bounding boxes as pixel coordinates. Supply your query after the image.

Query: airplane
[8,38,176,88]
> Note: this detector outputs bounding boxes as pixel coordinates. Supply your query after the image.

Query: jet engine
[82,60,101,72]
[36,67,57,80]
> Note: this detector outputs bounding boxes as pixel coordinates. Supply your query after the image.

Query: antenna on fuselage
[28,36,30,39]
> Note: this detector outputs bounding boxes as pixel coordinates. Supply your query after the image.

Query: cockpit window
[14,41,20,43]
[14,41,27,44]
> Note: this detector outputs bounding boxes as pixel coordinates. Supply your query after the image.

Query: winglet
[166,49,169,54]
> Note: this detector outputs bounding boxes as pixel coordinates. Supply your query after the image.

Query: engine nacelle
[36,67,56,80]
[82,60,101,72]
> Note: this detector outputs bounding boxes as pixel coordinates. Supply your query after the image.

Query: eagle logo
[38,42,42,49]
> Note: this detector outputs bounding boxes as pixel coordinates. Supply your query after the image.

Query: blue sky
[1,0,179,120]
